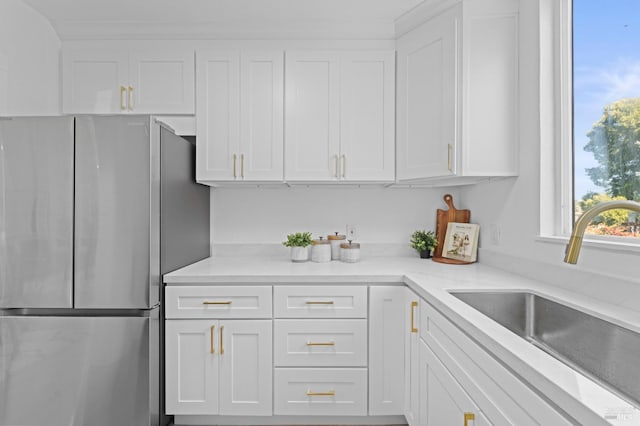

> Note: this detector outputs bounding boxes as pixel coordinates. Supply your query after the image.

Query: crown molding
[52,19,397,40]
[395,0,458,37]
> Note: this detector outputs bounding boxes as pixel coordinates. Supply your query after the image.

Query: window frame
[540,0,640,251]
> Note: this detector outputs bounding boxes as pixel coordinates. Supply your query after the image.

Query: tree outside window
[573,1,640,238]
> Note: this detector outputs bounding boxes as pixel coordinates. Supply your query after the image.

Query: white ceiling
[22,0,426,40]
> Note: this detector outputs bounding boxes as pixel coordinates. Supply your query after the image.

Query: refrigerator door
[0,313,159,426]
[74,116,157,309]
[0,117,74,308]
[159,127,210,275]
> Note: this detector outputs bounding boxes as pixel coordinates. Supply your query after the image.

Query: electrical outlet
[346,224,357,241]
[490,224,501,245]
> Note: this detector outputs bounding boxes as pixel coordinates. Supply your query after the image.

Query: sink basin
[449,291,640,408]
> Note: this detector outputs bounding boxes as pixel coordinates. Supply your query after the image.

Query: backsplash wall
[210,186,460,246]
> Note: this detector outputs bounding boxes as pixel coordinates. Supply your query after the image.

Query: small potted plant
[410,230,438,259]
[283,232,313,262]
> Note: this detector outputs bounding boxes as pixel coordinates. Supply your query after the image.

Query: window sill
[536,235,640,254]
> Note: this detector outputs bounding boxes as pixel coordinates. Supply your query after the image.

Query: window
[572,0,640,239]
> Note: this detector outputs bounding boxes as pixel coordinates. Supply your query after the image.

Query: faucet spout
[564,200,640,264]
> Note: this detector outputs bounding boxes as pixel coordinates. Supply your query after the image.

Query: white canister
[290,246,309,263]
[340,241,361,263]
[327,232,346,260]
[311,237,331,263]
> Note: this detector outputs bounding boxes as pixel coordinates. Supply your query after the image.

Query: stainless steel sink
[449,291,640,408]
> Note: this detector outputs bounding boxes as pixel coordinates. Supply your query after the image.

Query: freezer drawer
[0,314,159,426]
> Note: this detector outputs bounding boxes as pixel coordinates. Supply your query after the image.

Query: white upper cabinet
[62,48,195,114]
[397,10,457,180]
[285,51,395,183]
[196,50,284,183]
[397,0,519,182]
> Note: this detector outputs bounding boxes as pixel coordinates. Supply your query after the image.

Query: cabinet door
[196,51,240,181]
[369,286,405,415]
[397,8,458,180]
[62,49,128,114]
[128,49,195,114]
[239,51,284,181]
[461,4,519,176]
[285,51,340,181]
[340,52,395,182]
[218,320,272,415]
[165,320,219,415]
[404,291,420,426]
[419,340,491,426]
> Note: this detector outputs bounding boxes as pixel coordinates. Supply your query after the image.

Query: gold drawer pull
[220,325,224,355]
[411,301,418,333]
[305,301,334,305]
[306,389,335,397]
[210,325,215,354]
[306,341,335,346]
[128,86,134,111]
[464,412,475,426]
[120,86,127,111]
[203,301,232,305]
[233,154,237,178]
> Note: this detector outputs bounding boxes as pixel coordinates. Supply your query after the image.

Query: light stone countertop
[164,255,640,425]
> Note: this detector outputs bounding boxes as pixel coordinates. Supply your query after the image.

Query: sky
[573,0,640,200]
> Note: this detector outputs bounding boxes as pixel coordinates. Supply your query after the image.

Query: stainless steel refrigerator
[0,116,210,426]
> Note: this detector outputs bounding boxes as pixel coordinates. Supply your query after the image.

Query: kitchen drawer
[165,286,272,319]
[273,285,367,318]
[274,319,367,367]
[274,368,367,416]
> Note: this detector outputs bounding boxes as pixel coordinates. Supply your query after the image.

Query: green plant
[283,232,313,248]
[410,230,438,253]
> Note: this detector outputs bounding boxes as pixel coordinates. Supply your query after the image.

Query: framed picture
[442,222,480,263]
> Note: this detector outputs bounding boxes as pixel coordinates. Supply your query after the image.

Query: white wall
[459,0,639,310]
[211,186,459,247]
[0,0,60,115]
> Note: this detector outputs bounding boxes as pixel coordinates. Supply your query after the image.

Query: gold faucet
[564,200,640,264]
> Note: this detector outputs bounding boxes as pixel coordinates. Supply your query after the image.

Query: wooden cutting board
[433,194,472,264]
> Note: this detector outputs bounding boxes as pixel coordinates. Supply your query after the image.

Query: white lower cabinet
[165,319,272,416]
[405,289,421,426]
[274,368,367,415]
[164,283,572,425]
[419,339,491,425]
[369,286,406,415]
[274,319,367,367]
[419,299,573,425]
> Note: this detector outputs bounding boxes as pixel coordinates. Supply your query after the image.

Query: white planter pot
[290,246,309,263]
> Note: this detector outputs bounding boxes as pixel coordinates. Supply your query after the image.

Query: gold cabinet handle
[203,301,232,305]
[240,154,244,178]
[448,144,453,172]
[341,154,346,178]
[306,341,335,346]
[305,300,334,305]
[306,389,335,397]
[210,325,215,354]
[411,301,418,333]
[120,86,127,111]
[464,412,475,426]
[334,154,339,178]
[233,154,237,178]
[220,325,224,355]
[128,86,133,111]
